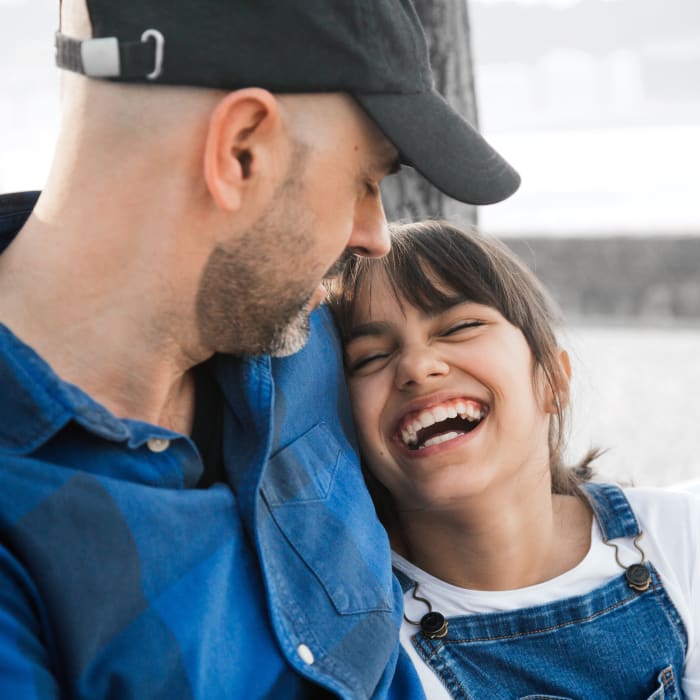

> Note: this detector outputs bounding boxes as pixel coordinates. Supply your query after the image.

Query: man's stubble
[195,143,321,358]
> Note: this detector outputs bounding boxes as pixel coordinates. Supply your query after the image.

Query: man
[0,1,519,698]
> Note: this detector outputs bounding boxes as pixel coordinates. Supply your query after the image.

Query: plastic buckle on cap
[141,29,164,80]
[81,37,120,78]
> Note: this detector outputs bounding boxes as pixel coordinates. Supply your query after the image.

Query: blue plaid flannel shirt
[0,192,424,699]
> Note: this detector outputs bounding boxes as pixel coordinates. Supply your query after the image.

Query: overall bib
[397,484,687,699]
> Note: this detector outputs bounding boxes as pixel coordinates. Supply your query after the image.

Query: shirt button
[297,644,314,665]
[147,438,170,453]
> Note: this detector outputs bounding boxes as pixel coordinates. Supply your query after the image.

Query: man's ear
[203,88,282,211]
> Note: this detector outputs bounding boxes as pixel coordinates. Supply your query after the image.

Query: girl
[329,221,699,700]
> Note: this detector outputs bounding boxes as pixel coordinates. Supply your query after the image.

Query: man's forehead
[347,98,400,172]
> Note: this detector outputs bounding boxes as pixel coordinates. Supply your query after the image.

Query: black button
[626,563,651,592]
[421,612,449,639]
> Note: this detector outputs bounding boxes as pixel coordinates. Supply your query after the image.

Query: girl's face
[344,270,557,512]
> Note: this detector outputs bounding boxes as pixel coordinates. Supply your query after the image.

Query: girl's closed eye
[346,346,393,374]
[441,319,485,337]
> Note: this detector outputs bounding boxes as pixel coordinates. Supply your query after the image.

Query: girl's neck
[395,488,592,591]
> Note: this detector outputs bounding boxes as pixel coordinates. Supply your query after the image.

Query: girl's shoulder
[622,484,699,520]
[620,485,700,566]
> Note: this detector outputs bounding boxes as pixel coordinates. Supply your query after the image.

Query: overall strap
[583,482,641,541]
[393,567,415,594]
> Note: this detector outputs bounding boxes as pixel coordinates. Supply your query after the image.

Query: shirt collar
[0,323,144,454]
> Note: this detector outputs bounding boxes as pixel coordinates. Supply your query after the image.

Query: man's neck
[0,201,208,430]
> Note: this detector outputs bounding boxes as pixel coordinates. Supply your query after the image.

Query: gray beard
[194,145,317,357]
[264,301,313,357]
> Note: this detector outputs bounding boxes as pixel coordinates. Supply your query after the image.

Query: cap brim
[355,89,520,205]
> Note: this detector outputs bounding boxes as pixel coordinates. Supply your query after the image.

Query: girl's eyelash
[348,352,387,372]
[347,319,483,370]
[444,320,483,335]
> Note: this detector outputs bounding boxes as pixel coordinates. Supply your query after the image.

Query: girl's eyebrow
[346,321,393,343]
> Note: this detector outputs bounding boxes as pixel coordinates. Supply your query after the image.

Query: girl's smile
[395,396,489,452]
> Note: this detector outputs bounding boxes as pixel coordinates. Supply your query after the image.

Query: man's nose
[347,193,391,258]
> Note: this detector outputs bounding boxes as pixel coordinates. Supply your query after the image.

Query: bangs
[329,222,505,342]
[379,230,502,316]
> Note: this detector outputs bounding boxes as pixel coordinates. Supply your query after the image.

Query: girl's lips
[394,396,490,446]
[394,391,487,421]
[391,413,487,459]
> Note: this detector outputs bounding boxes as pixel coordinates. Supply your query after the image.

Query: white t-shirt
[392,487,700,699]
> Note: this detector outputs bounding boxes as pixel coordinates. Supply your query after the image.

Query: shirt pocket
[263,422,341,506]
[262,422,393,614]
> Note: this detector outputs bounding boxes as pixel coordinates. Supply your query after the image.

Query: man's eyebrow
[373,145,401,176]
[346,321,392,343]
[385,156,402,175]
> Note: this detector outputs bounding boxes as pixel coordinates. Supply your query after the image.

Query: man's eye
[365,181,379,196]
[443,320,483,336]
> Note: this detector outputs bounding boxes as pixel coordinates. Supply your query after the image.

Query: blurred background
[1,0,698,487]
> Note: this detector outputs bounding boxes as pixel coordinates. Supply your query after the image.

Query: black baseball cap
[55,0,520,205]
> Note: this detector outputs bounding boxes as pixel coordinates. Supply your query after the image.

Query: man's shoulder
[273,305,342,375]
[269,305,355,442]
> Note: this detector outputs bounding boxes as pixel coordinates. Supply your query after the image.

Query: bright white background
[471,0,700,237]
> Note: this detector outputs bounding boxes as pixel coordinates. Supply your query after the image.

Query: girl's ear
[551,348,572,412]
[542,348,572,414]
[559,348,572,382]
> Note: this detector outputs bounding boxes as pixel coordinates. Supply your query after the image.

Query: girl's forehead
[351,271,407,322]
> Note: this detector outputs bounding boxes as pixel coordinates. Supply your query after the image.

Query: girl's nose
[394,346,449,389]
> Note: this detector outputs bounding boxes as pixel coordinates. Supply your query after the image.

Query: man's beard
[262,299,313,357]
[194,145,322,357]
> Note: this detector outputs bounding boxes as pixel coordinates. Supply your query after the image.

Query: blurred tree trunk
[382,0,479,227]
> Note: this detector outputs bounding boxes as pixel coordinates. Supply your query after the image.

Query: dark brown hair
[329,220,598,502]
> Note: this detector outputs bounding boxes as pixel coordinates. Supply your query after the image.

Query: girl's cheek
[350,386,382,445]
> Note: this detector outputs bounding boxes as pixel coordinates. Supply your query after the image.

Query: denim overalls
[396,484,687,699]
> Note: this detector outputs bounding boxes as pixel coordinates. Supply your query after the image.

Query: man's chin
[266,309,312,358]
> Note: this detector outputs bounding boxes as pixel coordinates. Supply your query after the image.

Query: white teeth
[420,431,464,449]
[402,428,418,446]
[399,399,486,447]
[419,411,435,429]
[432,405,448,422]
